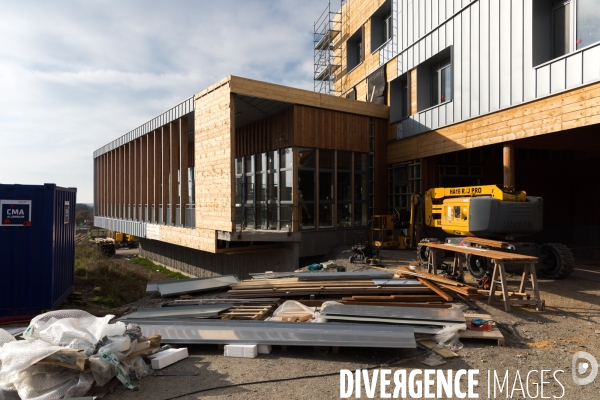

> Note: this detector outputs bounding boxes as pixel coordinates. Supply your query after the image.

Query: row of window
[347,1,393,71]
[234,148,371,231]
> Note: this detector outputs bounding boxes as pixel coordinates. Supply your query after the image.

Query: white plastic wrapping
[0,330,16,348]
[23,310,125,353]
[0,310,143,399]
[312,301,343,323]
[434,323,467,351]
[272,301,316,318]
[12,366,93,400]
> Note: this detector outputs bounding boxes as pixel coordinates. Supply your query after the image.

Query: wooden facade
[94,76,389,253]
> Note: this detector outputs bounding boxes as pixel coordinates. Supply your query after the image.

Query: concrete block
[257,344,272,354]
[148,347,189,369]
[224,344,258,358]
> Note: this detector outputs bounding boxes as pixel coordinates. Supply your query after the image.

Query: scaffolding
[313,1,343,95]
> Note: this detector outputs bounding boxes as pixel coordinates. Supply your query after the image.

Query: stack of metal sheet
[319,304,465,327]
[122,319,416,348]
[295,271,393,281]
[148,275,239,297]
[119,305,233,320]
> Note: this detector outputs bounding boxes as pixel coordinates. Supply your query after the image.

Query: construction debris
[155,275,239,297]
[224,344,258,358]
[0,310,162,398]
[119,305,234,320]
[294,271,393,281]
[148,347,189,369]
[122,319,417,348]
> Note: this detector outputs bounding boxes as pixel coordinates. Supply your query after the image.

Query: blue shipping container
[0,183,77,317]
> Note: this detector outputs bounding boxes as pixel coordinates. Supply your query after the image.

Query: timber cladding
[337,0,388,95]
[194,81,234,240]
[388,81,600,164]
[235,105,379,156]
[229,76,388,119]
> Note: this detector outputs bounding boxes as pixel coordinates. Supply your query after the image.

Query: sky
[0,0,328,202]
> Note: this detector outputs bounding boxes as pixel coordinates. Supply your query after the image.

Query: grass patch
[129,257,188,279]
[72,244,178,310]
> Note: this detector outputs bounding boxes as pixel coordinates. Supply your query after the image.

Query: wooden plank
[417,278,453,302]
[394,267,467,287]
[420,243,538,262]
[417,340,459,358]
[229,76,389,118]
[463,237,510,248]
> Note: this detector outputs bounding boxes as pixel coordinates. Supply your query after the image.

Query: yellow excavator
[372,184,574,279]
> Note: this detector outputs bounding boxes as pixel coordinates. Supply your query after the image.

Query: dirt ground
[108,248,600,400]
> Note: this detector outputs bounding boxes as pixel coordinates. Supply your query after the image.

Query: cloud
[0,0,328,202]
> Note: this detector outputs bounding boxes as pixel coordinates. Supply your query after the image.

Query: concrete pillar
[503,142,515,188]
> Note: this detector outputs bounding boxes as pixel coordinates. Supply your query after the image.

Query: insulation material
[257,345,271,354]
[224,345,257,359]
[148,348,189,369]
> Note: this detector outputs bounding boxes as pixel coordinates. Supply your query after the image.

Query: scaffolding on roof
[313,0,343,96]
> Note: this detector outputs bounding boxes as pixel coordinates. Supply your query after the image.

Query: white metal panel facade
[389,0,600,138]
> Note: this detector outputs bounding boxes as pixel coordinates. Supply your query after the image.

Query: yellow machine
[371,184,573,279]
[114,232,138,248]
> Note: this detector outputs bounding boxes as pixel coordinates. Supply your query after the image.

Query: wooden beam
[147,131,154,222]
[128,142,134,219]
[162,125,170,224]
[417,278,453,302]
[153,129,161,223]
[503,141,515,187]
[180,118,189,226]
[170,120,180,225]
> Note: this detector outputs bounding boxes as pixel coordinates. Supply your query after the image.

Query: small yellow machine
[371,184,573,279]
[115,232,138,248]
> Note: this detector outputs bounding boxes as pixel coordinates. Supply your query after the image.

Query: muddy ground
[110,247,600,400]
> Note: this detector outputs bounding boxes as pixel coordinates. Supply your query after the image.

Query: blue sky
[0,0,328,202]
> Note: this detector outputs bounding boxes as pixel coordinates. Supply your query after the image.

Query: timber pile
[75,233,89,245]
[379,267,480,300]
[228,277,438,299]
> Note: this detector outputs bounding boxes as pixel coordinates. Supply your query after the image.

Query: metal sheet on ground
[146,278,184,294]
[124,320,416,348]
[320,304,465,323]
[371,279,423,286]
[320,315,463,326]
[295,271,393,281]
[120,305,233,319]
[157,275,239,296]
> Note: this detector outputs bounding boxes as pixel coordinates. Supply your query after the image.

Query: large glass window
[553,1,572,58]
[383,11,392,43]
[431,59,452,106]
[388,160,421,215]
[235,148,291,231]
[576,0,600,49]
[551,0,600,58]
[319,149,334,229]
[298,148,316,230]
[337,151,352,228]
[354,153,368,227]
[237,148,370,232]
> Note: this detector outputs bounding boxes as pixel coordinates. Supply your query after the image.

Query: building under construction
[94,0,600,276]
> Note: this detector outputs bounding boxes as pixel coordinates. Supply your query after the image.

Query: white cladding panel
[389,0,600,139]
